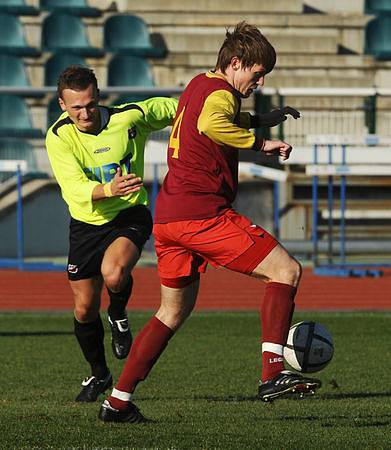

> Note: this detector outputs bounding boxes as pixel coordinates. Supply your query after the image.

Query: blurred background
[1,0,391,274]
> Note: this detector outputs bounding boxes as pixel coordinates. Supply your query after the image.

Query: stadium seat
[45,53,87,86]
[0,95,43,138]
[0,54,29,87]
[0,13,40,57]
[0,0,39,15]
[108,55,155,105]
[42,13,104,57]
[365,14,391,60]
[0,138,37,182]
[40,0,101,17]
[365,0,391,13]
[104,15,167,58]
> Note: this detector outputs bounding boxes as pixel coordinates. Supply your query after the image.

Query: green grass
[0,311,390,450]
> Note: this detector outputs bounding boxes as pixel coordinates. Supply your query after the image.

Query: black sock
[107,275,133,320]
[74,316,109,380]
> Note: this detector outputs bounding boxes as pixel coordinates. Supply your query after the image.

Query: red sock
[108,316,174,410]
[260,282,296,382]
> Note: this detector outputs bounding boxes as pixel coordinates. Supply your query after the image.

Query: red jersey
[154,72,258,223]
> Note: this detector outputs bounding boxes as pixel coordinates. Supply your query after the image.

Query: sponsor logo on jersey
[128,127,137,139]
[94,146,110,154]
[67,264,78,274]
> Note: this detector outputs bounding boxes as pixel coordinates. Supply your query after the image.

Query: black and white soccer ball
[283,321,334,373]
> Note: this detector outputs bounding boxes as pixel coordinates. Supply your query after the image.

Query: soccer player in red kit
[99,22,321,423]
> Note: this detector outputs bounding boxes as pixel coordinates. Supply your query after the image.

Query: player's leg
[101,237,140,359]
[99,278,200,423]
[101,204,153,360]
[229,239,322,401]
[72,276,113,402]
[251,244,301,382]
[180,209,320,401]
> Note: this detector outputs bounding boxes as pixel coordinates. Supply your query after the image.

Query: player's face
[233,61,266,98]
[59,84,100,133]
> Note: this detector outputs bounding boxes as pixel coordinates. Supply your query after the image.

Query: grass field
[0,311,390,450]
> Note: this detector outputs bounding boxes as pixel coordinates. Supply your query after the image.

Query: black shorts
[67,205,153,281]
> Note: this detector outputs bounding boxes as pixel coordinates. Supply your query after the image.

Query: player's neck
[214,69,234,88]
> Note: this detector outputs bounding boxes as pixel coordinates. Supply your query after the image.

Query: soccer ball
[283,321,334,373]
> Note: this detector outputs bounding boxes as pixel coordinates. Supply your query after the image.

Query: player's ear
[58,97,66,112]
[231,56,241,71]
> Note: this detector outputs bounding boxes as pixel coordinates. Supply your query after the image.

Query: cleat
[258,370,321,402]
[98,399,147,424]
[75,373,113,403]
[108,313,132,359]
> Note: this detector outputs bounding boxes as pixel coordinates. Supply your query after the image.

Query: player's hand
[262,140,292,161]
[258,106,301,127]
[110,167,143,196]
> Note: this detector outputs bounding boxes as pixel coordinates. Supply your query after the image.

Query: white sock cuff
[262,342,284,355]
[111,388,132,402]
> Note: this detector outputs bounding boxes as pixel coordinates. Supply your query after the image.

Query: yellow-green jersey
[46,97,178,225]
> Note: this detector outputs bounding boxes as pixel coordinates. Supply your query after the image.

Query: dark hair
[57,65,98,98]
[215,21,276,74]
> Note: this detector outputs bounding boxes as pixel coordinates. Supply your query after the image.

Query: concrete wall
[0,179,274,258]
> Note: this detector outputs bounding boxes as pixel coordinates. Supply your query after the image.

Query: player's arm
[197,90,293,160]
[240,106,300,129]
[92,168,142,200]
[46,133,142,206]
[138,97,179,131]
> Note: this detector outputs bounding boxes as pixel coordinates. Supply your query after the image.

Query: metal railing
[0,85,390,148]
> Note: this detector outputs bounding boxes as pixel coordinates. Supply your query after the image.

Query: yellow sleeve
[197,90,256,149]
[46,130,100,214]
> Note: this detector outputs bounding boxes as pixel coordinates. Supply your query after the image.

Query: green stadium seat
[0,95,43,138]
[45,52,87,86]
[0,0,39,15]
[0,54,29,87]
[0,54,42,98]
[0,138,37,182]
[365,15,391,60]
[42,13,104,57]
[108,55,155,105]
[40,0,101,17]
[104,15,167,58]
[0,13,40,57]
[365,0,391,13]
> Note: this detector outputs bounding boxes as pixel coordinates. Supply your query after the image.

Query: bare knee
[74,301,100,323]
[73,291,100,322]
[102,265,126,292]
[277,257,302,287]
[156,303,193,331]
[156,283,199,331]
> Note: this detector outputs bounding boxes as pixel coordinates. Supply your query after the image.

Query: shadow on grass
[0,331,73,336]
[139,390,391,403]
[321,391,391,400]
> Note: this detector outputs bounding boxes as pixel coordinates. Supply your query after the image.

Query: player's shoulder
[187,71,235,97]
[106,102,146,120]
[46,111,72,142]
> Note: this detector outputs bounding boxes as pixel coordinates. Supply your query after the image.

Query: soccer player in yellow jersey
[46,65,178,402]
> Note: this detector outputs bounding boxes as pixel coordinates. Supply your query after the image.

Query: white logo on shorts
[67,264,78,274]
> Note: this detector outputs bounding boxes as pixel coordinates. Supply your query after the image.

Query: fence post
[365,94,377,134]
[16,165,24,269]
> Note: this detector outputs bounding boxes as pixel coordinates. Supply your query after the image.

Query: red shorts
[153,208,278,284]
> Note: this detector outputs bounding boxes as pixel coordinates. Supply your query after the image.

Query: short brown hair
[215,22,276,74]
[57,65,98,98]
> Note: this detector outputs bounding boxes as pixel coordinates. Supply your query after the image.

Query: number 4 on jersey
[168,106,185,159]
